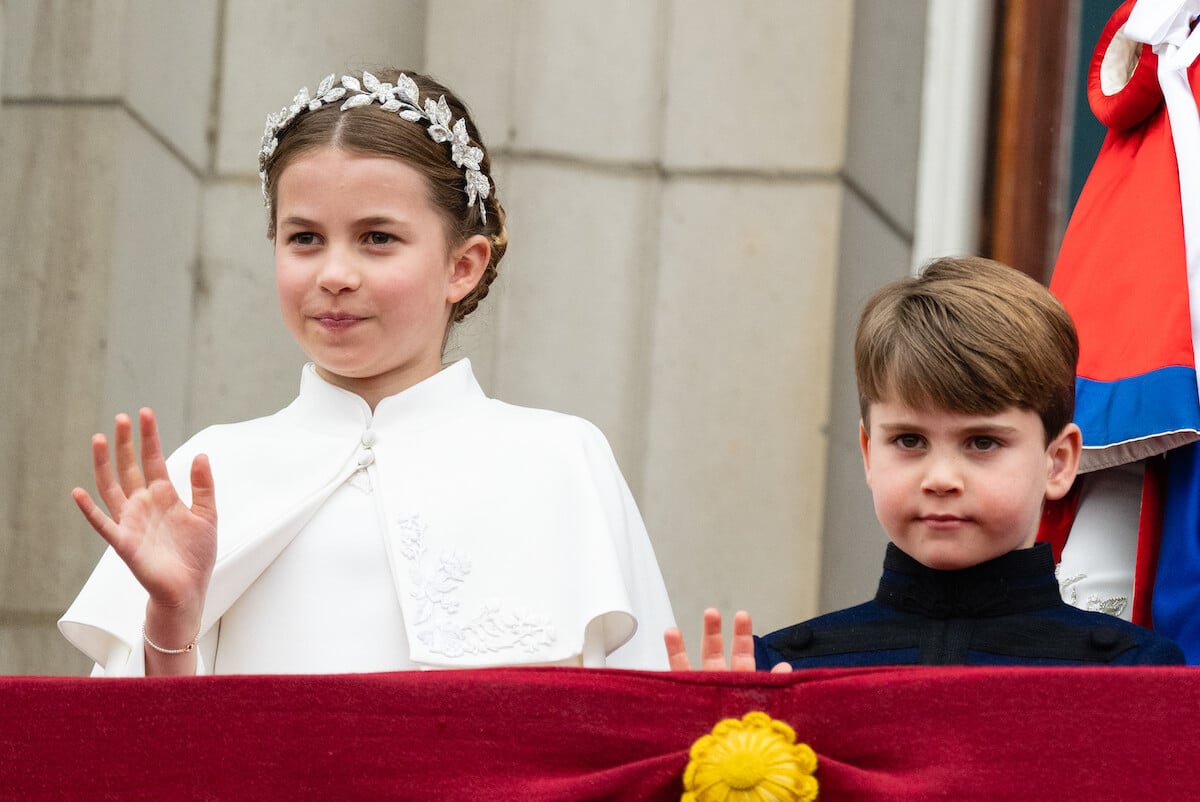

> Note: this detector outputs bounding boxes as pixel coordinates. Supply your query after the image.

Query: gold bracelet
[142,623,198,655]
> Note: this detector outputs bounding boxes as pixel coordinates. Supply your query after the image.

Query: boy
[666,257,1184,669]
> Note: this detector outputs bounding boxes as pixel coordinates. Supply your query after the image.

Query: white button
[357,449,375,466]
[361,429,378,447]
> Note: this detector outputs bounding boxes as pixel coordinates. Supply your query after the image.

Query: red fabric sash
[2,666,1198,800]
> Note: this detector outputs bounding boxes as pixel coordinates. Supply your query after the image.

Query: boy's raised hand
[665,608,791,672]
[72,408,217,614]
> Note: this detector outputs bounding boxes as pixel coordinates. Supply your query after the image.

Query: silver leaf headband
[259,71,491,223]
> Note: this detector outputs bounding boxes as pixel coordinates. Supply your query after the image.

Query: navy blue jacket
[755,543,1185,668]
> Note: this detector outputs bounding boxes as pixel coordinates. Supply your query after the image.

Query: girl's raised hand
[664,608,791,672]
[72,409,217,612]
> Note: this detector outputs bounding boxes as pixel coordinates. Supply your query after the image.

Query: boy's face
[859,399,1081,571]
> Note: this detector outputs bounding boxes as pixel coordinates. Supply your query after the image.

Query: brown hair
[854,256,1078,442]
[261,69,507,323]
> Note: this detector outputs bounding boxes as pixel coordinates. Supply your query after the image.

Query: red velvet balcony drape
[2,665,1196,801]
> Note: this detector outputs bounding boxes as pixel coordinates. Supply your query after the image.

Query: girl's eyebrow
[278,215,408,228]
[357,215,404,226]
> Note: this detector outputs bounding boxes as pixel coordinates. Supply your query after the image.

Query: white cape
[60,360,676,674]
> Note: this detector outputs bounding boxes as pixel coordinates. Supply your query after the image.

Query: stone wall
[0,0,930,674]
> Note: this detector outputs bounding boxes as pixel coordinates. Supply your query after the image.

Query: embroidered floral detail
[1087,595,1129,617]
[683,711,819,802]
[1059,572,1130,618]
[396,515,556,658]
[1058,571,1085,603]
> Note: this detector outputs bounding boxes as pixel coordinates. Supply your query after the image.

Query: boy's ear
[859,420,873,488]
[1044,422,1082,501]
[447,234,491,303]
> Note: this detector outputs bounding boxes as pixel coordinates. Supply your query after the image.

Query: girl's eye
[366,231,395,246]
[289,232,318,247]
[894,434,924,450]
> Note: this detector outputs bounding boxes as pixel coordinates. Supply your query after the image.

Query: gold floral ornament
[682,711,818,802]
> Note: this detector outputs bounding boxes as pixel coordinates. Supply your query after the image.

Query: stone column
[0,0,218,674]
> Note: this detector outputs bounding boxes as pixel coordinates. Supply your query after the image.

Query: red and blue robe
[1041,0,1200,660]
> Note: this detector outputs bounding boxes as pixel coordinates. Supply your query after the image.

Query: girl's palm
[72,409,217,608]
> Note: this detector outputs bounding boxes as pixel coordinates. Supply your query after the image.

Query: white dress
[60,360,676,675]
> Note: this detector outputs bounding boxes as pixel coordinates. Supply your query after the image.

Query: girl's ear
[447,234,491,303]
[1045,422,1083,501]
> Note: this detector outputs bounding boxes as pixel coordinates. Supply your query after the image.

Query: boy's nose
[920,454,964,495]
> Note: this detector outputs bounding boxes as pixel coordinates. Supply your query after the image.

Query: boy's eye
[894,434,924,449]
[288,232,318,247]
[969,436,999,451]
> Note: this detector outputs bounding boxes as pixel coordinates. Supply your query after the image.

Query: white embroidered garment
[60,360,676,675]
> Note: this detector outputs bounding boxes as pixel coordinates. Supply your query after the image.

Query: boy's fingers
[729,610,756,671]
[770,661,794,673]
[664,628,693,671]
[699,608,728,670]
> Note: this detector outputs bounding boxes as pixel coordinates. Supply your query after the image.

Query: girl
[60,69,676,676]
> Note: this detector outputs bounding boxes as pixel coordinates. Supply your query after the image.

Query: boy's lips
[918,513,971,530]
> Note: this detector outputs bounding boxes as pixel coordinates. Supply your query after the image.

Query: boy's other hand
[664,608,791,672]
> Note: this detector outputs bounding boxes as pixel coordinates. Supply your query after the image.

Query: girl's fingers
[188,454,217,524]
[139,408,170,483]
[91,434,128,517]
[71,487,121,549]
[113,414,146,495]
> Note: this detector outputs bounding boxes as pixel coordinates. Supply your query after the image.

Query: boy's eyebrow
[955,423,1020,436]
[278,215,319,228]
[874,421,1021,435]
[875,421,923,432]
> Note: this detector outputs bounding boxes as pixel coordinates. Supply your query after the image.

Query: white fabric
[60,360,676,675]
[1057,463,1143,621]
[214,474,415,674]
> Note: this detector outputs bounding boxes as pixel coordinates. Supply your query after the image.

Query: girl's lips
[313,314,366,331]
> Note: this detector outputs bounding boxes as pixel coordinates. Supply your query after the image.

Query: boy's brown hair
[855,256,1078,442]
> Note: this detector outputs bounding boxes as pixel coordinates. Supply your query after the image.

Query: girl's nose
[316,249,361,294]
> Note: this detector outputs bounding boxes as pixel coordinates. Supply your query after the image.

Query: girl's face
[274,146,487,408]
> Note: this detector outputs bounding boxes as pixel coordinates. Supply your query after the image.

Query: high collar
[289,359,487,435]
[875,542,1063,618]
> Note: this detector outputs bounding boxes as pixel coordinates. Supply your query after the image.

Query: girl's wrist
[144,597,205,653]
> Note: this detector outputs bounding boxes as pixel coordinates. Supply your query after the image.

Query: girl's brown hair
[262,69,507,323]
